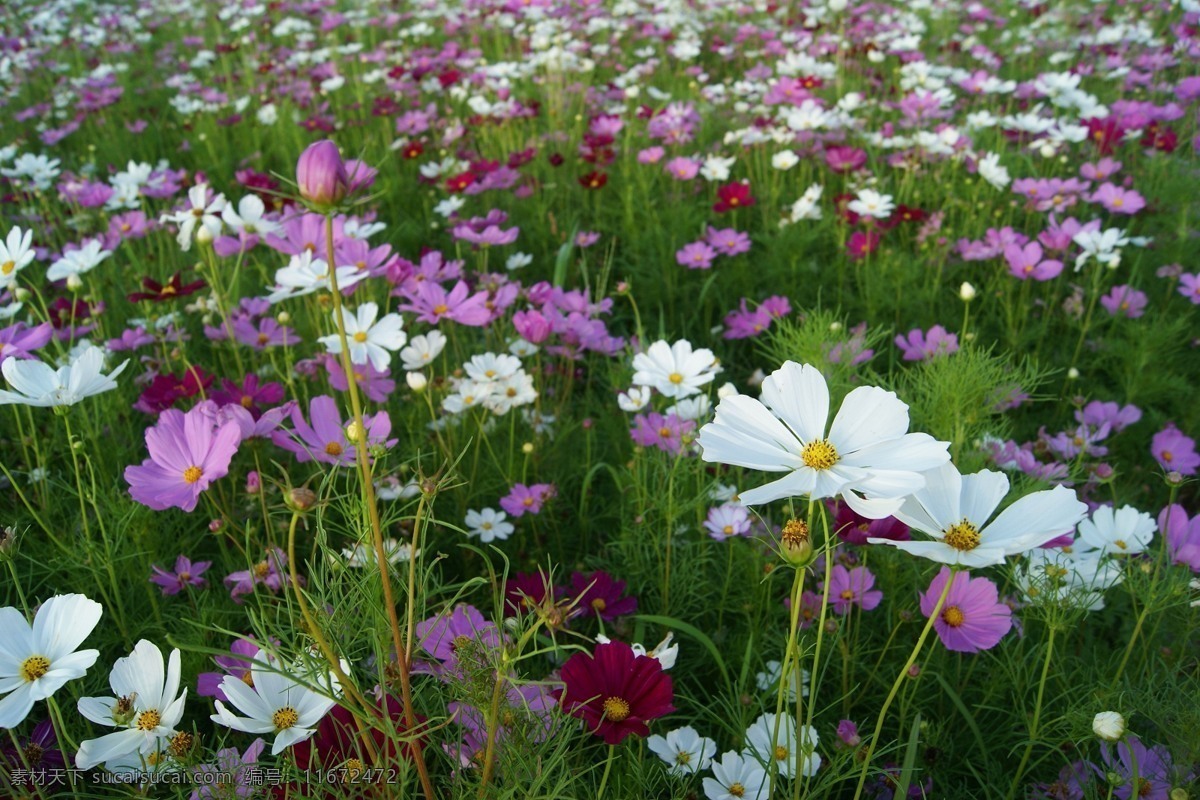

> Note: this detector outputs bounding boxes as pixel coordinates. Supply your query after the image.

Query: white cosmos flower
[160,183,226,252]
[744,712,820,778]
[647,725,717,775]
[267,250,367,304]
[221,195,280,236]
[465,352,521,382]
[871,461,1088,567]
[632,340,721,399]
[464,508,514,543]
[0,594,103,728]
[210,648,342,756]
[339,538,416,567]
[399,331,447,371]
[317,302,406,372]
[46,240,112,283]
[0,345,128,407]
[0,226,36,288]
[703,750,768,800]
[617,386,652,412]
[1015,544,1124,611]
[977,152,1011,189]
[697,361,950,517]
[847,188,895,219]
[1076,505,1155,556]
[76,640,188,769]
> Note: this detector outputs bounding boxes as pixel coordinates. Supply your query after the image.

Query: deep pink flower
[1004,241,1063,281]
[150,554,211,595]
[223,548,292,604]
[919,568,1012,653]
[829,566,883,614]
[630,412,695,454]
[825,145,867,173]
[272,395,394,467]
[210,375,285,419]
[846,230,880,260]
[297,140,348,207]
[125,407,241,512]
[1158,505,1200,572]
[830,500,910,546]
[713,181,755,213]
[499,483,556,517]
[569,571,637,621]
[1151,423,1199,475]
[555,641,674,745]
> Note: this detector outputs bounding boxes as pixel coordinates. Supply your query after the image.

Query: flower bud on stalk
[296,140,348,211]
[780,518,815,568]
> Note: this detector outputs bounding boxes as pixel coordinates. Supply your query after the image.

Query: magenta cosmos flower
[919,568,1012,653]
[569,571,638,621]
[1150,423,1199,475]
[828,565,883,614]
[556,641,675,745]
[499,483,555,517]
[1159,505,1200,572]
[150,555,211,595]
[125,407,241,512]
[296,140,348,208]
[272,395,393,466]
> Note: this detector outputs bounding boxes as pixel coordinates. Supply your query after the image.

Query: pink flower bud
[296,140,348,208]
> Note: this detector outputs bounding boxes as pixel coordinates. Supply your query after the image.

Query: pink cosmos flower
[705,227,751,256]
[0,322,53,366]
[1100,285,1148,318]
[1088,183,1145,215]
[630,412,695,454]
[675,241,716,270]
[398,280,490,326]
[703,502,751,541]
[1176,273,1200,304]
[272,395,394,466]
[894,325,959,361]
[1004,242,1063,281]
[1158,505,1200,572]
[828,566,883,614]
[499,483,556,517]
[664,157,700,180]
[1151,423,1199,475]
[125,407,241,512]
[223,548,292,604]
[919,568,1012,653]
[149,555,211,595]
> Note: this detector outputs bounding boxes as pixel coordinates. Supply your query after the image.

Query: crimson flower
[127,271,206,303]
[713,181,755,213]
[556,641,674,745]
[579,171,608,189]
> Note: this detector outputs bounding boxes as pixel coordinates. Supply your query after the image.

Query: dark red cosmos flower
[569,571,637,621]
[579,171,608,189]
[713,181,755,213]
[133,366,213,414]
[504,570,564,617]
[445,172,476,193]
[210,374,285,419]
[556,641,674,745]
[127,271,206,303]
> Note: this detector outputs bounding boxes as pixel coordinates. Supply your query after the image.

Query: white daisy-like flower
[870,461,1088,567]
[698,361,950,517]
[482,370,537,416]
[1076,505,1156,556]
[617,386,653,412]
[755,659,809,701]
[647,725,717,776]
[0,226,36,289]
[266,250,367,304]
[703,750,768,800]
[160,183,226,252]
[76,640,188,769]
[977,152,1011,189]
[339,538,416,568]
[0,345,128,407]
[399,331,447,371]
[464,508,514,543]
[744,712,821,778]
[46,240,112,282]
[441,379,494,414]
[0,594,103,728]
[464,352,521,382]
[632,340,721,399]
[210,648,342,756]
[505,252,533,271]
[1015,544,1124,611]
[771,150,800,170]
[847,188,895,219]
[221,195,280,237]
[700,155,737,182]
[317,302,406,372]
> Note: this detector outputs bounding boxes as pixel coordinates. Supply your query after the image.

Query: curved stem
[322,213,436,799]
[1006,625,1057,800]
[597,744,617,799]
[852,570,954,800]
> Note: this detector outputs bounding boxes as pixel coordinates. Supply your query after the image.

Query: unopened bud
[345,420,364,444]
[406,371,428,392]
[66,273,83,292]
[780,519,815,567]
[1092,711,1125,742]
[287,487,318,513]
[522,442,534,454]
[296,140,349,210]
[276,311,291,325]
[959,282,976,301]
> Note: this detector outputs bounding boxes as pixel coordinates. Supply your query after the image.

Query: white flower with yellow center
[0,226,36,289]
[76,640,188,769]
[744,712,820,778]
[632,339,721,399]
[870,462,1088,567]
[0,346,128,408]
[648,725,717,776]
[266,250,367,304]
[210,648,342,755]
[0,594,103,728]
[1075,505,1156,557]
[697,361,950,517]
[464,507,514,543]
[317,302,406,372]
[400,331,447,371]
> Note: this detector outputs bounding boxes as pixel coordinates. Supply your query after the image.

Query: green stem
[597,744,617,799]
[1006,625,1057,800]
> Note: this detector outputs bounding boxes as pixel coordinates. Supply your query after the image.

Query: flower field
[1,0,1198,797]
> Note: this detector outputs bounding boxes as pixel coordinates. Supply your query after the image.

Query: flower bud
[66,273,83,292]
[522,442,534,454]
[345,420,364,444]
[717,382,738,400]
[406,371,428,392]
[287,487,318,513]
[296,140,348,209]
[959,282,976,301]
[1092,711,1125,742]
[196,224,214,245]
[780,518,815,567]
[276,311,291,325]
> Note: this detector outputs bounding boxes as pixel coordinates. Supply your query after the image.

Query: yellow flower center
[1113,539,1127,551]
[253,560,270,578]
[675,750,692,765]
[273,706,300,730]
[343,758,363,777]
[353,332,368,343]
[1,261,14,275]
[591,597,607,613]
[137,710,161,731]
[602,696,630,722]
[241,671,256,688]
[774,745,789,761]
[433,304,449,315]
[942,606,965,627]
[668,372,684,384]
[20,655,50,682]
[801,439,839,470]
[841,589,855,601]
[325,441,344,456]
[729,783,746,797]
[183,465,203,484]
[943,519,981,551]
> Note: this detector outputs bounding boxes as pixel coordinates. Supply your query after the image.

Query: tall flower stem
[1006,625,1058,800]
[769,563,807,798]
[852,570,955,800]
[322,213,435,799]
